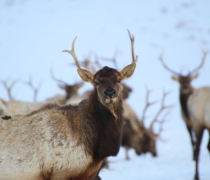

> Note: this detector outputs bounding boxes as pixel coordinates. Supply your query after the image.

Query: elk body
[0,99,45,115]
[0,32,137,180]
[160,49,209,180]
[188,86,210,180]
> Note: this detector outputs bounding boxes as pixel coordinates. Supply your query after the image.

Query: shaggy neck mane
[77,88,123,160]
[179,86,194,119]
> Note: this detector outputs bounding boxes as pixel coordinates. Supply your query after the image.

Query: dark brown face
[94,66,123,105]
[172,73,198,95]
[178,75,193,95]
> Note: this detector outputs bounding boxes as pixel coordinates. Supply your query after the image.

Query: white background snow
[0,0,210,179]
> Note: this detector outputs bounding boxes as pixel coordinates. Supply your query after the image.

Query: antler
[155,108,173,136]
[22,77,41,102]
[141,87,158,123]
[50,67,68,85]
[100,50,119,69]
[189,46,209,75]
[81,54,102,73]
[0,78,19,100]
[159,52,180,76]
[63,36,81,69]
[149,91,174,132]
[127,30,138,64]
[94,54,102,69]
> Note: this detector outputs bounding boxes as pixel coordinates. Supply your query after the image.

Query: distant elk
[49,68,84,105]
[159,48,209,180]
[0,73,83,115]
[0,78,45,115]
[122,89,172,159]
[0,31,138,180]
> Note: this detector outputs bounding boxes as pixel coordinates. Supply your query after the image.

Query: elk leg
[207,131,210,153]
[125,147,130,160]
[194,128,204,180]
[93,174,101,180]
[187,126,196,159]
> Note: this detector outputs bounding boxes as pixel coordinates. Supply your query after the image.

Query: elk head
[50,68,84,100]
[100,46,133,100]
[63,30,137,109]
[122,117,142,157]
[159,47,208,96]
[141,90,173,157]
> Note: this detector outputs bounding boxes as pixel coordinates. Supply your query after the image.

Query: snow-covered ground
[0,0,210,179]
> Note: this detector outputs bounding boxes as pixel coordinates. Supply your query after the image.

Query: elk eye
[94,81,99,86]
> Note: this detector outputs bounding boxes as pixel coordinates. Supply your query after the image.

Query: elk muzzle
[104,87,118,104]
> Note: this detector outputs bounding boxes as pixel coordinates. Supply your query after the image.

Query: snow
[0,0,210,179]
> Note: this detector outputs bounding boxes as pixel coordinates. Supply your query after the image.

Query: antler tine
[190,45,209,75]
[81,58,96,73]
[127,30,138,64]
[50,67,67,85]
[149,91,174,130]
[100,50,119,69]
[0,78,18,100]
[81,59,91,70]
[63,36,81,69]
[159,52,180,76]
[94,54,103,69]
[156,108,173,136]
[141,86,159,123]
[22,77,41,102]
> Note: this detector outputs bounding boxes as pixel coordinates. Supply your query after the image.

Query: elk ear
[171,76,179,82]
[58,85,67,91]
[77,69,94,84]
[77,82,84,88]
[190,73,199,81]
[120,63,136,80]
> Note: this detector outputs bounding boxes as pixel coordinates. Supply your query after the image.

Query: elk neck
[179,85,194,120]
[76,88,124,160]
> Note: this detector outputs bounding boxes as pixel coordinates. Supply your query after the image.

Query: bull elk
[49,68,84,105]
[159,48,209,180]
[0,31,137,180]
[122,89,173,159]
[0,78,45,115]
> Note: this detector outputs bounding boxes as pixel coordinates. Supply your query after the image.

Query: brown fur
[160,52,209,180]
[0,33,137,180]
[0,65,135,180]
[122,117,157,159]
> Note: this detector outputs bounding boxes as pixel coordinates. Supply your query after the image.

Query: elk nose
[104,87,116,98]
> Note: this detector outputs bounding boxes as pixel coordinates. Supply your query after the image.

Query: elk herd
[0,31,209,180]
